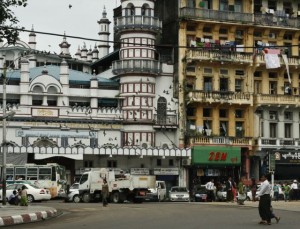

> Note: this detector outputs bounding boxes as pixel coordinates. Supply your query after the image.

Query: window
[269,72,277,78]
[187,107,196,116]
[61,137,69,147]
[84,161,93,168]
[204,121,212,136]
[268,0,276,11]
[235,122,244,137]
[284,112,293,120]
[203,108,211,117]
[269,82,277,95]
[38,168,51,180]
[169,159,174,166]
[254,0,262,13]
[220,121,228,136]
[219,0,228,11]
[22,137,29,146]
[157,159,162,166]
[27,168,38,180]
[204,77,213,91]
[269,111,277,120]
[284,123,292,138]
[219,109,227,118]
[235,79,243,92]
[157,97,167,124]
[235,110,243,118]
[90,138,98,148]
[220,78,228,91]
[235,0,242,12]
[254,81,261,94]
[79,174,88,184]
[107,160,117,168]
[187,0,195,8]
[269,123,277,138]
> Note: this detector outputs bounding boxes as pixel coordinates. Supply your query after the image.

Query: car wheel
[27,194,34,203]
[111,192,120,203]
[73,195,81,203]
[82,193,90,203]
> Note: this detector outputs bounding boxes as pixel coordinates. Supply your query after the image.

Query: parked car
[66,183,80,203]
[169,186,190,202]
[0,183,51,203]
[145,181,167,202]
[216,186,227,201]
[193,185,208,202]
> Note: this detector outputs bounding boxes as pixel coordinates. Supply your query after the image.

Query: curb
[0,209,57,226]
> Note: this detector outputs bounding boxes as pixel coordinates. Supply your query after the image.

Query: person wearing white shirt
[290,180,298,200]
[205,179,215,202]
[256,174,272,225]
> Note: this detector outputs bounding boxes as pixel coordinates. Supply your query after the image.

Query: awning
[34,154,83,160]
[192,146,241,166]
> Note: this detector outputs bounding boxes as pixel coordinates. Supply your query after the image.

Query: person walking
[225,177,233,202]
[273,183,279,201]
[237,177,246,205]
[290,180,298,201]
[270,205,280,224]
[256,174,272,225]
[102,178,109,207]
[205,179,215,202]
[251,177,257,202]
[20,185,28,206]
[282,183,291,202]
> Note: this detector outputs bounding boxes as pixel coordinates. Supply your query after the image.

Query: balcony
[179,7,300,29]
[180,7,253,24]
[254,94,300,107]
[186,49,253,64]
[193,136,252,147]
[187,91,253,105]
[112,59,161,75]
[255,54,300,67]
[255,137,300,150]
[153,114,178,128]
[114,16,162,33]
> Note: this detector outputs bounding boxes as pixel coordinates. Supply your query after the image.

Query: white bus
[3,163,67,198]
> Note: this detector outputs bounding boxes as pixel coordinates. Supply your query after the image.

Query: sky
[12,0,121,56]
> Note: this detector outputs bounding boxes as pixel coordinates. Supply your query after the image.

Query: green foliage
[0,0,27,44]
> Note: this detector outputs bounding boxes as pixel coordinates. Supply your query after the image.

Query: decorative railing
[256,138,300,149]
[254,94,300,106]
[255,54,300,67]
[193,136,252,146]
[112,59,161,75]
[153,114,178,126]
[114,16,162,33]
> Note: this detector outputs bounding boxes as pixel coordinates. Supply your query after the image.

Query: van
[146,181,167,202]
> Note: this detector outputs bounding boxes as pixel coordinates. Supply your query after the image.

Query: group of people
[8,185,28,206]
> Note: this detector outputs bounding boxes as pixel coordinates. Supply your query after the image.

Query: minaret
[20,58,30,105]
[97,6,110,59]
[59,59,69,106]
[81,43,88,61]
[92,44,99,62]
[28,25,37,49]
[112,0,162,147]
[87,46,93,62]
[59,33,71,59]
[75,45,81,60]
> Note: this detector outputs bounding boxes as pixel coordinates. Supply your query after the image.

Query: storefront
[189,146,241,189]
[273,150,300,181]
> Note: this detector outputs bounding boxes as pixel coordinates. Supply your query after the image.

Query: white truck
[78,168,156,203]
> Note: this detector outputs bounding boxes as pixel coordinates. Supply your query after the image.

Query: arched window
[157,97,167,125]
[125,4,135,16]
[141,4,151,16]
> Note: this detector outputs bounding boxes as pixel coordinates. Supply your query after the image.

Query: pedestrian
[256,174,272,225]
[232,179,237,202]
[251,177,257,202]
[8,190,19,205]
[102,178,109,207]
[205,179,215,202]
[225,177,233,202]
[20,185,28,206]
[237,177,246,205]
[290,180,298,201]
[282,183,291,202]
[270,205,280,224]
[273,183,279,201]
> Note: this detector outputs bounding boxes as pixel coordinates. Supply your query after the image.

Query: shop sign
[192,146,241,165]
[32,108,59,117]
[274,151,300,164]
[153,168,179,175]
[16,130,97,138]
[130,168,150,175]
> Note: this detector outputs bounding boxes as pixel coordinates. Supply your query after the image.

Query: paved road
[6,200,300,229]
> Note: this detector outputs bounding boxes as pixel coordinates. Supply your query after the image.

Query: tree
[0,0,27,44]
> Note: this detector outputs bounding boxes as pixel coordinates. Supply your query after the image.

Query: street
[6,200,300,229]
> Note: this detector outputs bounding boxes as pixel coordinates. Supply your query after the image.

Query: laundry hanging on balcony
[282,54,291,84]
[264,48,281,69]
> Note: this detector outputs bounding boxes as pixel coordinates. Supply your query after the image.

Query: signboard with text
[153,168,179,175]
[130,168,150,175]
[274,151,300,164]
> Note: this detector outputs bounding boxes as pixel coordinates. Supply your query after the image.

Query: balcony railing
[193,136,252,146]
[254,94,300,106]
[180,7,253,24]
[255,54,300,67]
[256,138,300,149]
[186,49,254,64]
[180,7,300,29]
[187,91,253,105]
[112,59,161,75]
[114,16,162,33]
[153,114,178,126]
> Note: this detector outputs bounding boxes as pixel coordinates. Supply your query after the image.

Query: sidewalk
[197,200,300,212]
[0,205,58,227]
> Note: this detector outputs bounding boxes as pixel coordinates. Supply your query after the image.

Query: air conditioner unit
[161,142,173,149]
[140,141,151,148]
[182,159,191,166]
[269,115,276,120]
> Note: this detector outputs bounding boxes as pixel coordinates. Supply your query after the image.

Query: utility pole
[1,63,7,205]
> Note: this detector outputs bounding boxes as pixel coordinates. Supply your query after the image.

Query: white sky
[13,0,121,56]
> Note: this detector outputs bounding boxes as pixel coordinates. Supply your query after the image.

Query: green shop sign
[192,146,241,166]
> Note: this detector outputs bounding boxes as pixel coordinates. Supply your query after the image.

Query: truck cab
[146,181,167,201]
